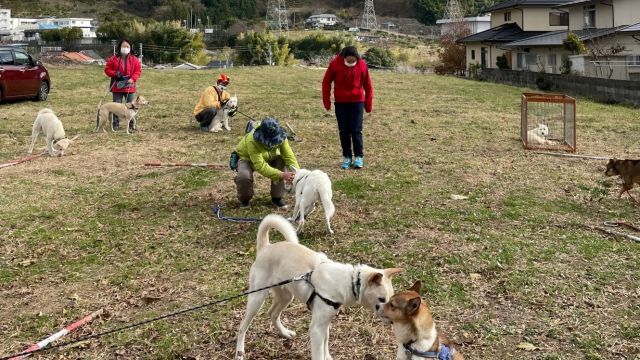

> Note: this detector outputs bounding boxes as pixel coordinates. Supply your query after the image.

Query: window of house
[471,49,476,60]
[548,54,557,66]
[628,55,640,66]
[504,11,512,22]
[517,52,527,69]
[549,12,569,26]
[584,5,596,28]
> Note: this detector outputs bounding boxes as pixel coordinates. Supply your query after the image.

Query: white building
[0,10,96,41]
[0,8,11,36]
[38,18,96,38]
[306,14,338,28]
[437,15,491,35]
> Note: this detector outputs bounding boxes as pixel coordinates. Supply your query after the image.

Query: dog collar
[288,173,309,194]
[403,342,454,360]
[127,103,138,110]
[52,137,67,144]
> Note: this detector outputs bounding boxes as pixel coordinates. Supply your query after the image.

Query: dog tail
[256,214,298,253]
[318,182,335,220]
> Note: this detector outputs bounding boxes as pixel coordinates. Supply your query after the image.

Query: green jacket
[236,130,300,181]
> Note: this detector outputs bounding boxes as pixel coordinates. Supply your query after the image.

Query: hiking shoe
[239,200,250,208]
[340,157,352,170]
[271,197,288,209]
[353,156,364,169]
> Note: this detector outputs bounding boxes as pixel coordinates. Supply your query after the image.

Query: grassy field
[1,65,639,360]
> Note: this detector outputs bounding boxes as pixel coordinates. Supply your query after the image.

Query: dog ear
[409,280,421,293]
[406,296,421,316]
[384,268,403,279]
[368,272,383,286]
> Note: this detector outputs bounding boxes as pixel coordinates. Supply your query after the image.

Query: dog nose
[375,303,380,311]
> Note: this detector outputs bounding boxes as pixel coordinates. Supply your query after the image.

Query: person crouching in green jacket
[234,118,299,208]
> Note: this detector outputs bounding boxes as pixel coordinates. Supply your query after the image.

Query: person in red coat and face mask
[104,39,142,131]
[322,46,373,170]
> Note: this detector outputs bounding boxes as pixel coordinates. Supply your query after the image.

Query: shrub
[496,54,509,69]
[560,55,572,75]
[536,75,553,91]
[363,47,397,69]
[289,33,354,61]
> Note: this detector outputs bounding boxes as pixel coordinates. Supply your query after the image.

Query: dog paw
[235,351,245,360]
[279,329,296,339]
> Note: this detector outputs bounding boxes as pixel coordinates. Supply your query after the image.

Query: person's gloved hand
[115,71,123,81]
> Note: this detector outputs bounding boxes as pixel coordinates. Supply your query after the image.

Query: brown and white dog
[94,95,148,134]
[377,281,464,360]
[605,158,640,204]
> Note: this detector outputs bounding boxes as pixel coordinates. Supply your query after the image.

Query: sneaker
[340,157,352,170]
[271,197,288,209]
[239,200,250,208]
[353,156,364,169]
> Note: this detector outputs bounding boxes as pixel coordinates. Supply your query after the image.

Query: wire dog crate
[521,93,576,152]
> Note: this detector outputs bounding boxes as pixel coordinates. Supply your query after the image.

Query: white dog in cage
[527,123,549,145]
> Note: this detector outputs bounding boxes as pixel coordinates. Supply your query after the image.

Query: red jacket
[104,54,142,93]
[322,55,373,112]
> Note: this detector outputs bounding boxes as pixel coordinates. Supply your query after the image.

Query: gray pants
[234,158,285,203]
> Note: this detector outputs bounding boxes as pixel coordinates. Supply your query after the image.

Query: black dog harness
[304,265,363,311]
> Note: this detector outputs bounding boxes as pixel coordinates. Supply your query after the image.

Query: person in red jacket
[104,39,142,131]
[322,46,373,169]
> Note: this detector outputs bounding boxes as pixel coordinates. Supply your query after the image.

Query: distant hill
[1,0,498,25]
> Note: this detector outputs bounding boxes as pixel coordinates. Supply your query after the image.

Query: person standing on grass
[193,73,232,132]
[104,39,142,131]
[322,45,373,170]
[234,118,299,209]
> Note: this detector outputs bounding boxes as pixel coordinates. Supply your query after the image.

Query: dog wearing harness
[235,214,401,360]
[377,281,464,360]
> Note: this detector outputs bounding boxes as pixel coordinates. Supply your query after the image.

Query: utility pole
[267,43,273,65]
[111,39,116,55]
[139,43,143,64]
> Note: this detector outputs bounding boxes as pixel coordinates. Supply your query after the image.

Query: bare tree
[587,34,626,79]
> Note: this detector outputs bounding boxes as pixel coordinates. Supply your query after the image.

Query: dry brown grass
[0,65,639,359]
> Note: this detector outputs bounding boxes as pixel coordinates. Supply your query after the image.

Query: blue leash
[213,205,263,223]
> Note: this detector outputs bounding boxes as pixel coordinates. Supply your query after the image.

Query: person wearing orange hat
[193,74,232,132]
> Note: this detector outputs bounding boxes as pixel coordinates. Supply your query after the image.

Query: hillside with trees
[3,0,498,25]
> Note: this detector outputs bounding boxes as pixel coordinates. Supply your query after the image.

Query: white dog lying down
[208,96,238,132]
[286,168,335,234]
[235,214,401,360]
[28,108,71,157]
[527,123,549,145]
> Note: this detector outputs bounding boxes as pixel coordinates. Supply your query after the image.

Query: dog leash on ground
[0,275,310,360]
[0,152,48,170]
[532,152,611,161]
[213,205,263,223]
[590,221,640,243]
[145,161,227,169]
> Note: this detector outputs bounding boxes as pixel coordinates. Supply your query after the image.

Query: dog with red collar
[377,281,464,360]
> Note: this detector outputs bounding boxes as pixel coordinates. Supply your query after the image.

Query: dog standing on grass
[28,108,71,157]
[605,158,640,204]
[377,281,464,360]
[94,95,148,134]
[235,214,401,360]
[285,168,335,234]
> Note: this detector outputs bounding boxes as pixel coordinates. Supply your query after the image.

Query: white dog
[28,108,71,157]
[286,168,335,234]
[209,96,238,132]
[235,214,401,360]
[527,123,549,145]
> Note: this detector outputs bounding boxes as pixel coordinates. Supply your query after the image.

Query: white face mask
[344,59,357,67]
[217,84,228,91]
[120,47,130,56]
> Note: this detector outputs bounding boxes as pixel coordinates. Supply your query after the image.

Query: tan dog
[605,158,640,204]
[377,281,464,360]
[235,214,401,360]
[94,95,148,134]
[28,108,71,157]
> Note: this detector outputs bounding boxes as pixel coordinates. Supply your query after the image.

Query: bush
[560,55,572,75]
[496,54,509,69]
[536,75,553,91]
[363,47,397,69]
[289,33,354,61]
[563,32,587,54]
[41,27,83,42]
[234,31,293,66]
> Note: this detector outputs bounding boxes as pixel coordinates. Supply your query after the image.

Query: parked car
[0,46,50,103]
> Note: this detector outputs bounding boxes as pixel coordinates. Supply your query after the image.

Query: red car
[0,46,50,103]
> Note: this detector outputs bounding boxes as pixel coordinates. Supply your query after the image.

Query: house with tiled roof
[458,0,574,72]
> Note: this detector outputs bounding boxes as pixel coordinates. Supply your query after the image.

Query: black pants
[195,108,218,127]
[335,102,364,158]
[112,92,135,129]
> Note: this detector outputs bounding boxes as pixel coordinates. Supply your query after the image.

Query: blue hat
[253,118,287,148]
